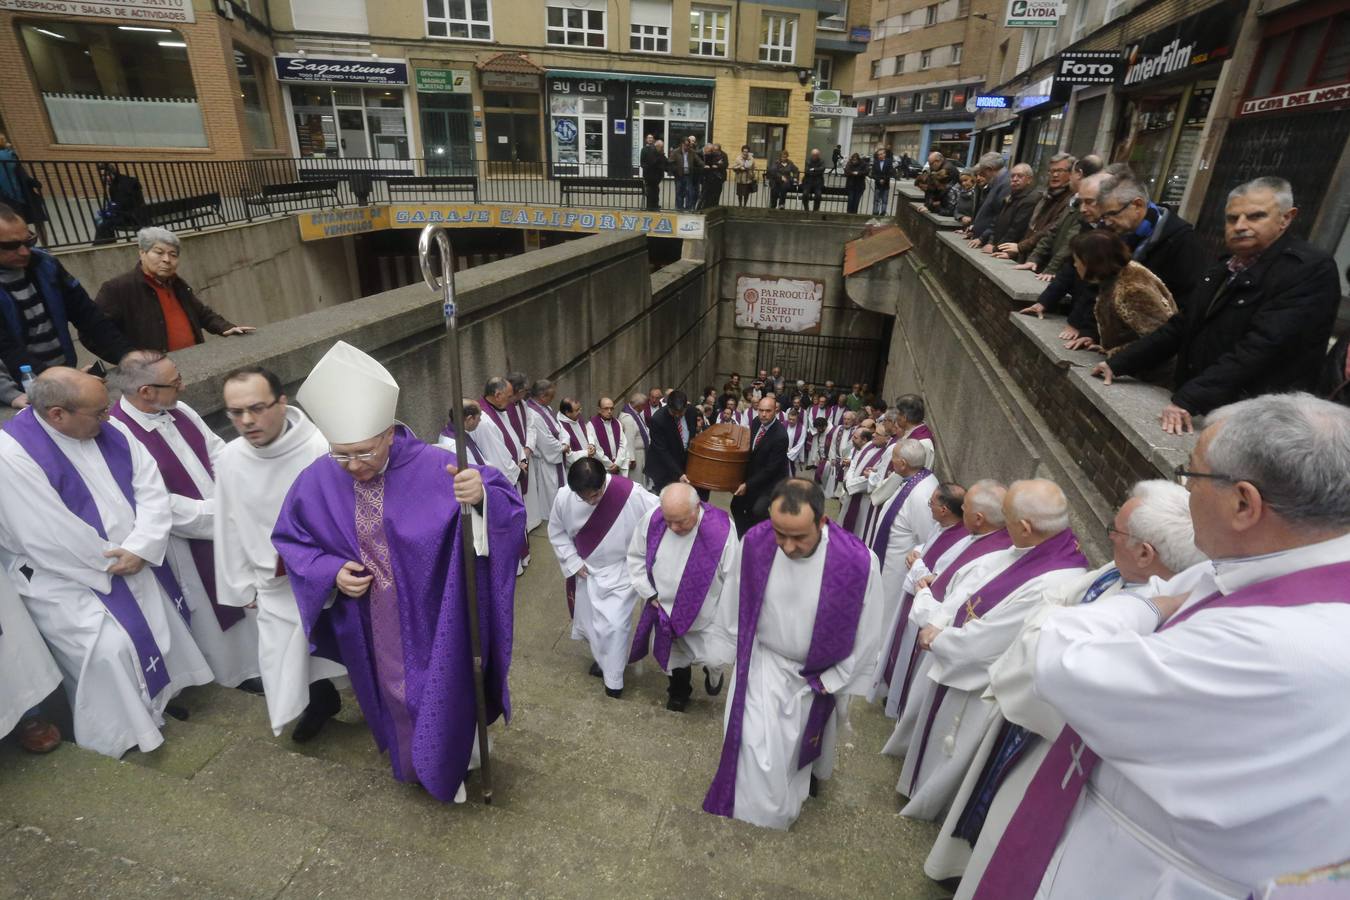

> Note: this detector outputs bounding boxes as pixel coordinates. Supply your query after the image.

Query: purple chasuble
[3,409,187,698]
[909,529,1087,792]
[527,399,566,485]
[628,503,732,669]
[870,469,933,567]
[589,415,622,462]
[704,520,872,819]
[882,522,969,686]
[439,421,485,465]
[974,558,1350,900]
[272,427,526,803]
[563,475,636,618]
[623,404,650,450]
[109,404,244,631]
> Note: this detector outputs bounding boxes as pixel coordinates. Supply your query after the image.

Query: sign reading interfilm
[734,276,824,334]
[1004,0,1061,28]
[0,0,194,21]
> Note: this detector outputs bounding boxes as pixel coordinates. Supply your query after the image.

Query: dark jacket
[645,404,701,491]
[971,168,1010,243]
[702,149,728,183]
[1037,254,1099,337]
[1109,234,1341,415]
[731,417,790,531]
[768,160,799,188]
[844,158,869,189]
[0,249,133,377]
[639,145,666,180]
[802,157,827,187]
[869,156,892,187]
[668,145,704,178]
[94,265,234,353]
[1016,185,1073,258]
[990,186,1042,247]
[1321,334,1350,408]
[1128,206,1207,311]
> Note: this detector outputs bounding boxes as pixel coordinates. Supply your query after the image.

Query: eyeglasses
[224,399,280,420]
[1173,464,1261,492]
[0,235,38,251]
[1097,204,1130,220]
[1105,524,1136,541]
[329,430,391,464]
[146,377,184,390]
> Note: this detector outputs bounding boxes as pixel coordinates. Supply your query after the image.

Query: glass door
[581,117,605,173]
[334,88,371,158]
[633,100,666,171]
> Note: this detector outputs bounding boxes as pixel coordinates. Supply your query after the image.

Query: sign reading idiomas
[735,275,825,334]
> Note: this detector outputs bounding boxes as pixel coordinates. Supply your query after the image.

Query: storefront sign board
[0,0,194,22]
[275,56,408,85]
[1238,80,1350,117]
[1121,0,1241,88]
[387,204,706,240]
[415,68,471,93]
[1004,0,1061,28]
[296,207,390,241]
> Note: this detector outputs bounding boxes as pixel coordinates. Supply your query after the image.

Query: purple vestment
[439,421,485,465]
[881,521,969,686]
[563,475,636,618]
[526,399,565,485]
[271,427,525,802]
[704,520,872,819]
[589,415,622,462]
[870,469,933,567]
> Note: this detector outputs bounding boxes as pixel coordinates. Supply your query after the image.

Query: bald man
[586,396,630,476]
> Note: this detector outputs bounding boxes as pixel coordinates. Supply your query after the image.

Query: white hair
[1205,393,1350,529]
[659,481,700,514]
[966,479,1007,526]
[1228,176,1294,213]
[895,438,927,469]
[1008,480,1070,534]
[136,227,180,253]
[976,152,1006,173]
[1126,480,1206,574]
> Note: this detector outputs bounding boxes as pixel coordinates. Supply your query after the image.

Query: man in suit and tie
[645,389,700,493]
[730,396,790,535]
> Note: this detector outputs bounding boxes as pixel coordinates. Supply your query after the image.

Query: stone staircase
[0,528,948,899]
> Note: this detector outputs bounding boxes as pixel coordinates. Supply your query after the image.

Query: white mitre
[296,341,399,444]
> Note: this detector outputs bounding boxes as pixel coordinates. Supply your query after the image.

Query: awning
[546,69,715,86]
[477,52,545,74]
[844,224,913,277]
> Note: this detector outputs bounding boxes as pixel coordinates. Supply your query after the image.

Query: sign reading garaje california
[735,275,824,333]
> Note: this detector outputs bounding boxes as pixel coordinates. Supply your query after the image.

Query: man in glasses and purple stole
[970,394,1350,900]
[626,482,737,712]
[704,478,885,830]
[0,367,212,758]
[585,396,631,476]
[548,456,657,698]
[898,480,1087,822]
[271,342,524,803]
[109,350,260,691]
[213,365,347,742]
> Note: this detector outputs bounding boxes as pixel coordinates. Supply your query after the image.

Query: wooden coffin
[687,423,751,492]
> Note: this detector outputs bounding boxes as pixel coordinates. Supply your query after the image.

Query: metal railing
[2,156,905,249]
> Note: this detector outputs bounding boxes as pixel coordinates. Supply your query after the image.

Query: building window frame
[951,42,963,64]
[920,49,933,69]
[815,54,833,89]
[759,12,798,64]
[925,4,938,26]
[630,22,670,53]
[689,5,730,57]
[425,0,494,41]
[749,87,791,117]
[895,53,906,74]
[870,59,882,79]
[546,4,607,48]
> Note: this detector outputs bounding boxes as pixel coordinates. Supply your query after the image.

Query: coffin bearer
[627,482,737,712]
[548,457,657,698]
[645,389,699,493]
[730,396,790,536]
[213,366,347,742]
[586,396,631,476]
[705,479,885,829]
[0,368,212,758]
[273,342,525,802]
[109,350,260,690]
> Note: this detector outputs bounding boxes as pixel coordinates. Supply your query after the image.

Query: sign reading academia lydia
[734,275,824,334]
[1005,0,1061,28]
[275,55,409,85]
[0,0,194,20]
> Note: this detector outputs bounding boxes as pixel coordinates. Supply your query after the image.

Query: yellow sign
[296,207,390,241]
[389,204,706,239]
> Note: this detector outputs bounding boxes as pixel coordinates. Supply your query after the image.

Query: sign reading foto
[1055,52,1122,88]
[1005,0,1061,27]
[735,276,824,333]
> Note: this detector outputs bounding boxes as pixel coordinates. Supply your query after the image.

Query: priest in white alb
[864,439,938,612]
[109,350,261,690]
[213,366,348,742]
[437,399,488,465]
[0,368,212,758]
[525,379,567,529]
[0,559,64,753]
[548,456,657,697]
[816,410,855,497]
[626,482,737,712]
[892,394,936,470]
[557,397,592,468]
[898,479,1087,822]
[704,478,884,830]
[585,396,630,476]
[971,394,1350,900]
[619,392,650,489]
[839,424,888,538]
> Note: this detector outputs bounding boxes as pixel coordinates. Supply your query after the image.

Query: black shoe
[704,667,724,696]
[236,677,265,695]
[292,680,341,744]
[165,704,190,721]
[665,695,688,713]
[588,662,603,678]
[604,687,623,699]
[809,774,820,798]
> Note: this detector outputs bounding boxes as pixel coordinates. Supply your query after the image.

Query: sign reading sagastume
[734,275,824,333]
[0,0,194,21]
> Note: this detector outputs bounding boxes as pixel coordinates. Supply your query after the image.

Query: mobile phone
[87,361,108,379]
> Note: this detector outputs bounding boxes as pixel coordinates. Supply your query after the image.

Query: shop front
[805,90,857,161]
[481,69,545,166]
[277,55,413,160]
[629,79,714,168]
[413,66,473,172]
[1012,78,1067,176]
[921,123,974,165]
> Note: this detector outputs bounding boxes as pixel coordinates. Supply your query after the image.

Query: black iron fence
[1,156,906,249]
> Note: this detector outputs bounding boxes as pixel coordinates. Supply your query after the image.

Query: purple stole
[506,402,530,493]
[816,425,845,484]
[908,423,933,442]
[109,404,244,631]
[438,422,484,465]
[974,558,1350,900]
[559,417,585,454]
[479,398,525,488]
[787,420,805,474]
[882,522,969,686]
[3,409,188,698]
[623,404,650,450]
[589,415,622,462]
[840,442,888,532]
[564,476,636,618]
[870,469,932,567]
[628,504,732,669]
[704,521,872,818]
[527,399,565,485]
[909,529,1087,793]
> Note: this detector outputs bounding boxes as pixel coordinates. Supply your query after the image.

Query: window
[746,122,787,159]
[940,89,952,108]
[18,21,206,147]
[234,47,275,149]
[690,6,729,56]
[950,42,962,64]
[749,87,790,117]
[870,59,882,79]
[814,55,833,89]
[759,13,797,64]
[894,54,905,74]
[912,93,924,111]
[547,1,606,48]
[925,4,938,25]
[630,0,671,52]
[875,96,889,113]
[920,49,933,69]
[289,86,409,159]
[426,0,492,40]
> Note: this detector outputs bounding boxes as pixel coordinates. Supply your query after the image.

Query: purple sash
[840,442,887,531]
[628,504,732,669]
[438,421,484,465]
[3,409,182,698]
[974,558,1350,900]
[623,404,650,450]
[870,469,932,568]
[589,415,621,462]
[110,404,244,631]
[563,475,636,618]
[909,529,1087,793]
[704,521,871,818]
[527,399,566,485]
[882,522,969,686]
[909,423,933,442]
[478,398,518,457]
[559,417,585,452]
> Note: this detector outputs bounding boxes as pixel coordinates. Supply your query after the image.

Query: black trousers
[802,182,822,210]
[730,493,768,536]
[644,176,662,210]
[669,666,693,701]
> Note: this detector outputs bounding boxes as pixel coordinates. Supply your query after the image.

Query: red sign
[1238,81,1350,117]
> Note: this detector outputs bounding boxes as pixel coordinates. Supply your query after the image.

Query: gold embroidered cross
[964,595,983,622]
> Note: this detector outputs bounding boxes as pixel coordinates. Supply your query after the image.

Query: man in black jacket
[982,163,1040,253]
[731,396,790,535]
[1096,173,1207,309]
[801,149,827,211]
[1094,177,1341,435]
[640,136,666,211]
[645,389,700,492]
